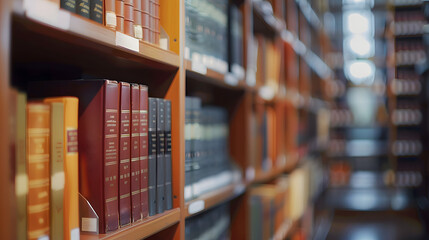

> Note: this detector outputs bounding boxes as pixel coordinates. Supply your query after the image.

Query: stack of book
[184,97,239,201]
[57,0,160,44]
[185,203,230,240]
[10,79,173,238]
[185,0,229,74]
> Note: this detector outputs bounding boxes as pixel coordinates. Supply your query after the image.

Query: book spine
[149,0,155,43]
[164,100,172,210]
[76,0,90,18]
[103,81,120,232]
[184,97,192,201]
[48,102,65,240]
[27,103,50,240]
[154,0,159,45]
[141,0,150,42]
[156,98,165,214]
[119,82,131,226]
[130,84,142,222]
[116,0,125,32]
[61,0,76,13]
[11,91,27,240]
[133,0,143,39]
[90,0,103,23]
[139,85,149,218]
[148,98,157,216]
[124,0,134,36]
[105,0,117,30]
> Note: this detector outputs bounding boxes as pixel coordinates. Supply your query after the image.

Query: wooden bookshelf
[81,208,181,240]
[251,154,299,184]
[184,181,246,219]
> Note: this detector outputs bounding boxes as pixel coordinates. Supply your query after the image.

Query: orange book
[45,97,79,240]
[27,103,50,240]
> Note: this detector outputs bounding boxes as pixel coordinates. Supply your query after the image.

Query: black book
[148,98,157,216]
[76,0,90,18]
[61,0,76,13]
[164,100,173,210]
[90,0,103,23]
[192,98,202,197]
[156,98,165,214]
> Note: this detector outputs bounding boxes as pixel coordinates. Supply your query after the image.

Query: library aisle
[1,0,429,239]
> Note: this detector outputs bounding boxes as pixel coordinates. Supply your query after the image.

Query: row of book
[394,10,425,36]
[392,139,422,156]
[185,0,244,78]
[184,97,239,201]
[185,203,230,240]
[11,79,173,239]
[249,161,322,240]
[395,40,425,66]
[391,79,421,95]
[392,108,422,125]
[59,0,160,44]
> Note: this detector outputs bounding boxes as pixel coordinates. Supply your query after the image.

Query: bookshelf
[2,0,334,239]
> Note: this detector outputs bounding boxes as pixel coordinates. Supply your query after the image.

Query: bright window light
[343,11,374,36]
[344,35,374,58]
[345,60,375,85]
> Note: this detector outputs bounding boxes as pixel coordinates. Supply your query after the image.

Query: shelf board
[252,155,299,184]
[184,181,246,218]
[273,218,300,240]
[81,208,180,240]
[13,5,179,71]
[185,59,248,91]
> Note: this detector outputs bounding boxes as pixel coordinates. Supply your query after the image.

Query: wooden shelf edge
[184,181,246,219]
[185,59,248,90]
[81,208,181,240]
[251,154,299,184]
[13,4,180,70]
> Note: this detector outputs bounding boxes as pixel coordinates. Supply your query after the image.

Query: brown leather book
[154,0,159,45]
[28,80,120,234]
[105,0,117,30]
[27,103,50,240]
[119,82,131,226]
[130,84,142,222]
[139,85,149,218]
[141,0,150,42]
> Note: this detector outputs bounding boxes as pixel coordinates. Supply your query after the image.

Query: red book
[139,85,149,218]
[27,79,120,234]
[130,84,142,222]
[141,0,150,42]
[119,82,131,226]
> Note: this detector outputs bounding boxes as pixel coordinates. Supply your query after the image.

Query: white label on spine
[188,200,205,215]
[105,12,117,28]
[81,218,97,232]
[38,236,49,240]
[70,228,80,240]
[134,25,143,40]
[191,61,207,75]
[116,31,139,52]
[246,167,255,182]
[25,0,70,30]
[225,73,238,86]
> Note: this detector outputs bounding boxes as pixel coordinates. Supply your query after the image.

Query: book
[156,98,165,214]
[133,0,143,39]
[61,0,76,13]
[130,84,142,222]
[90,0,103,23]
[124,0,134,36]
[116,0,125,32]
[47,102,65,240]
[149,0,155,43]
[28,80,120,233]
[105,0,117,30]
[154,0,160,44]
[141,0,150,42]
[164,99,172,210]
[76,0,90,18]
[44,97,80,240]
[139,85,149,218]
[27,103,50,240]
[10,90,27,240]
[184,97,192,201]
[147,97,157,215]
[118,82,131,226]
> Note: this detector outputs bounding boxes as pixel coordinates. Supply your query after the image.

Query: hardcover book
[76,0,90,18]
[27,103,50,240]
[147,97,157,215]
[164,99,172,210]
[130,84,142,222]
[139,85,149,218]
[156,98,165,214]
[90,0,103,23]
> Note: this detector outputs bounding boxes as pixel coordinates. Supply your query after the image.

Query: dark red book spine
[149,0,155,43]
[130,84,142,222]
[103,81,120,232]
[124,0,134,36]
[154,0,159,45]
[119,82,131,226]
[139,85,149,218]
[116,0,125,32]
